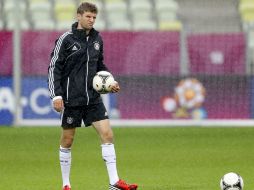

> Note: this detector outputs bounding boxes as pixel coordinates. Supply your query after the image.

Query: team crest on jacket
[94,42,100,50]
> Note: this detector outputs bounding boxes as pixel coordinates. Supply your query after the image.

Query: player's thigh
[92,119,113,142]
[60,127,76,145]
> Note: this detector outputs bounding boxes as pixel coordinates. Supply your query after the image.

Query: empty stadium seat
[155,0,178,20]
[157,11,178,22]
[129,0,153,21]
[131,10,153,21]
[3,0,31,30]
[155,0,179,28]
[132,19,157,31]
[249,30,254,48]
[6,20,30,30]
[158,20,182,31]
[239,0,254,31]
[0,2,3,29]
[239,0,254,23]
[54,0,76,30]
[239,0,254,13]
[3,0,27,17]
[129,0,152,12]
[105,0,130,30]
[107,19,131,30]
[177,0,241,33]
[28,0,55,30]
[155,0,179,12]
[128,0,157,31]
[0,20,4,29]
[33,20,55,30]
[104,0,127,11]
[94,17,106,31]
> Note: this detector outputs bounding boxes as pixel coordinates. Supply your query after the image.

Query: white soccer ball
[93,71,115,94]
[220,172,244,190]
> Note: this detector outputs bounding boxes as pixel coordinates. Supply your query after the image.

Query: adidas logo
[72,45,78,51]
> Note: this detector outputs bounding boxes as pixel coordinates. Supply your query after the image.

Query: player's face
[77,11,97,31]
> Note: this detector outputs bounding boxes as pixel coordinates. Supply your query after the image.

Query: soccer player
[47,2,138,190]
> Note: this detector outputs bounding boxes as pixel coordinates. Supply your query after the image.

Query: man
[47,2,138,190]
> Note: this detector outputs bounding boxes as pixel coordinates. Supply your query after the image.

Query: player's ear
[77,13,82,21]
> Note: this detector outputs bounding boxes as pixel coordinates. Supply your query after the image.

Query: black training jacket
[48,22,108,107]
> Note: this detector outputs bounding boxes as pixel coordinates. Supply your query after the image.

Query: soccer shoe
[62,185,71,190]
[109,179,138,190]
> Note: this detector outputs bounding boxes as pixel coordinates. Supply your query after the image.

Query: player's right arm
[48,36,67,112]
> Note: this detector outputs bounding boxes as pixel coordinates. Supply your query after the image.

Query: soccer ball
[220,172,244,190]
[93,71,115,94]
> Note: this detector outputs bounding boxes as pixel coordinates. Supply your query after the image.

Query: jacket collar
[72,22,99,41]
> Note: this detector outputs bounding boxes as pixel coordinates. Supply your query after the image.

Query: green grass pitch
[0,126,253,190]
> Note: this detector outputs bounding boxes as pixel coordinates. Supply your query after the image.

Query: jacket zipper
[86,36,90,105]
[66,77,70,102]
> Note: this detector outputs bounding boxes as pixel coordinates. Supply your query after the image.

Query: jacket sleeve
[97,40,109,72]
[48,37,66,99]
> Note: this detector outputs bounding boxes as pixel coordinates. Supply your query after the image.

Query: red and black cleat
[62,185,71,190]
[109,179,138,190]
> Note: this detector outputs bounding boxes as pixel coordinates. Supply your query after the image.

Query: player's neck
[77,24,91,35]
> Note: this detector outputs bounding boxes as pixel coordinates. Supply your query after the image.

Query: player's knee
[61,135,74,148]
[102,130,113,143]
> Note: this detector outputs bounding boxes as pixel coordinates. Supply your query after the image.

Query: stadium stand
[129,0,153,21]
[3,0,30,30]
[0,0,249,34]
[238,0,254,63]
[0,1,3,29]
[155,0,178,21]
[28,0,55,30]
[158,20,182,31]
[154,0,182,31]
[129,0,157,30]
[132,19,157,31]
[239,0,254,25]
[250,30,254,48]
[239,0,254,30]
[54,0,76,30]
[0,21,3,29]
[0,0,182,31]
[105,0,131,30]
[177,0,241,33]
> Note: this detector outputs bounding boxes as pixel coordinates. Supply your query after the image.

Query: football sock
[59,146,72,187]
[101,143,119,185]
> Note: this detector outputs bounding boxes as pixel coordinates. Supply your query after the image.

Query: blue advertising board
[0,77,59,125]
[251,77,254,119]
[0,77,13,125]
[0,77,118,126]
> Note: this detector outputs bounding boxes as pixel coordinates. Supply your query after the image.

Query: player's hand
[53,99,64,112]
[111,81,120,93]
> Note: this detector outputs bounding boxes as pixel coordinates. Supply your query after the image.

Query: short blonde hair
[77,2,98,14]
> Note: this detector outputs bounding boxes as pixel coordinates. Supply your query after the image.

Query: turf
[0,126,253,190]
